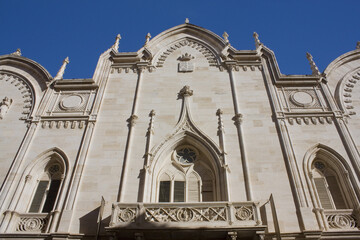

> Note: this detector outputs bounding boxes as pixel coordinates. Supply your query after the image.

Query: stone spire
[185,18,189,24]
[306,52,321,76]
[54,57,70,80]
[357,41,360,49]
[253,32,262,48]
[11,48,21,56]
[144,33,151,46]
[112,34,121,52]
[223,32,229,44]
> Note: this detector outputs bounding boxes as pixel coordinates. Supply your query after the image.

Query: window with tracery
[158,146,215,202]
[29,162,63,213]
[312,160,348,210]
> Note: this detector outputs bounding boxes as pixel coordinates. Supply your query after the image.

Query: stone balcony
[107,202,266,240]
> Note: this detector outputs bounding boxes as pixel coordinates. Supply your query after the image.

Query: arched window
[28,161,64,213]
[157,146,215,202]
[312,159,348,210]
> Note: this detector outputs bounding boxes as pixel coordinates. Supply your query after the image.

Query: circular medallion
[119,208,135,222]
[60,95,83,110]
[235,206,253,221]
[177,208,194,222]
[290,91,314,107]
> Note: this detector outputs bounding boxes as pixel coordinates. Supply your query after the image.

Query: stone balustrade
[324,209,358,230]
[15,213,49,233]
[109,202,262,229]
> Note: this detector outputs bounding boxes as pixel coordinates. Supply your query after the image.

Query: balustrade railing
[15,213,49,233]
[109,202,261,229]
[324,209,358,230]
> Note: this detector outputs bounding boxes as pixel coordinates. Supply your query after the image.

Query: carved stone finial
[216,108,223,116]
[145,33,151,46]
[357,41,360,49]
[149,109,156,117]
[223,32,229,43]
[232,113,243,125]
[0,97,13,120]
[306,52,321,76]
[127,114,138,127]
[112,34,121,52]
[11,48,21,56]
[54,57,70,80]
[253,32,261,48]
[185,18,189,24]
[178,85,193,98]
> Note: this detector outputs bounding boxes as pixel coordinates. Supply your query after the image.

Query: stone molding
[337,69,360,116]
[0,73,33,121]
[155,38,218,68]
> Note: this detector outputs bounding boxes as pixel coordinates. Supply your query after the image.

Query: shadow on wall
[106,211,261,240]
[79,206,110,236]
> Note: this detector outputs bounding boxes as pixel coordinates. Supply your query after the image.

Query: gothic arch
[16,147,69,213]
[137,23,232,67]
[148,130,227,202]
[0,55,51,118]
[153,37,220,68]
[303,144,360,230]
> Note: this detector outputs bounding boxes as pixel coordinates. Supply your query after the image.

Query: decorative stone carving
[325,210,357,229]
[223,32,229,44]
[178,53,194,72]
[112,34,121,52]
[144,33,151,46]
[253,32,262,48]
[232,113,243,125]
[289,91,315,107]
[283,88,323,110]
[11,48,21,56]
[41,120,86,129]
[0,73,33,120]
[234,206,254,221]
[54,57,70,80]
[306,52,321,76]
[145,206,226,222]
[59,94,84,110]
[156,39,218,67]
[117,208,137,222]
[357,41,360,49]
[340,70,360,115]
[178,85,193,98]
[0,97,12,119]
[110,202,259,227]
[16,215,48,232]
[185,18,189,24]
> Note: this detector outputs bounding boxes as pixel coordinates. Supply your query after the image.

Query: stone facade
[0,23,360,240]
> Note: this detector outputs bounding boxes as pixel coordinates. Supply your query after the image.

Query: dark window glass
[159,181,170,202]
[174,181,185,202]
[29,181,49,213]
[42,180,61,213]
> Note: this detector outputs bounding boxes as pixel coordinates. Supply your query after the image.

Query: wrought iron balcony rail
[109,201,262,230]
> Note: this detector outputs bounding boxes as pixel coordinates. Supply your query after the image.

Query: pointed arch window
[312,160,348,210]
[157,146,215,202]
[29,162,63,213]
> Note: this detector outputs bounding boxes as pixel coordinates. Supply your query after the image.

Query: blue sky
[1,1,359,78]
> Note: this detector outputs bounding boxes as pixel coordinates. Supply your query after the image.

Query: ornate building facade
[0,22,360,240]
